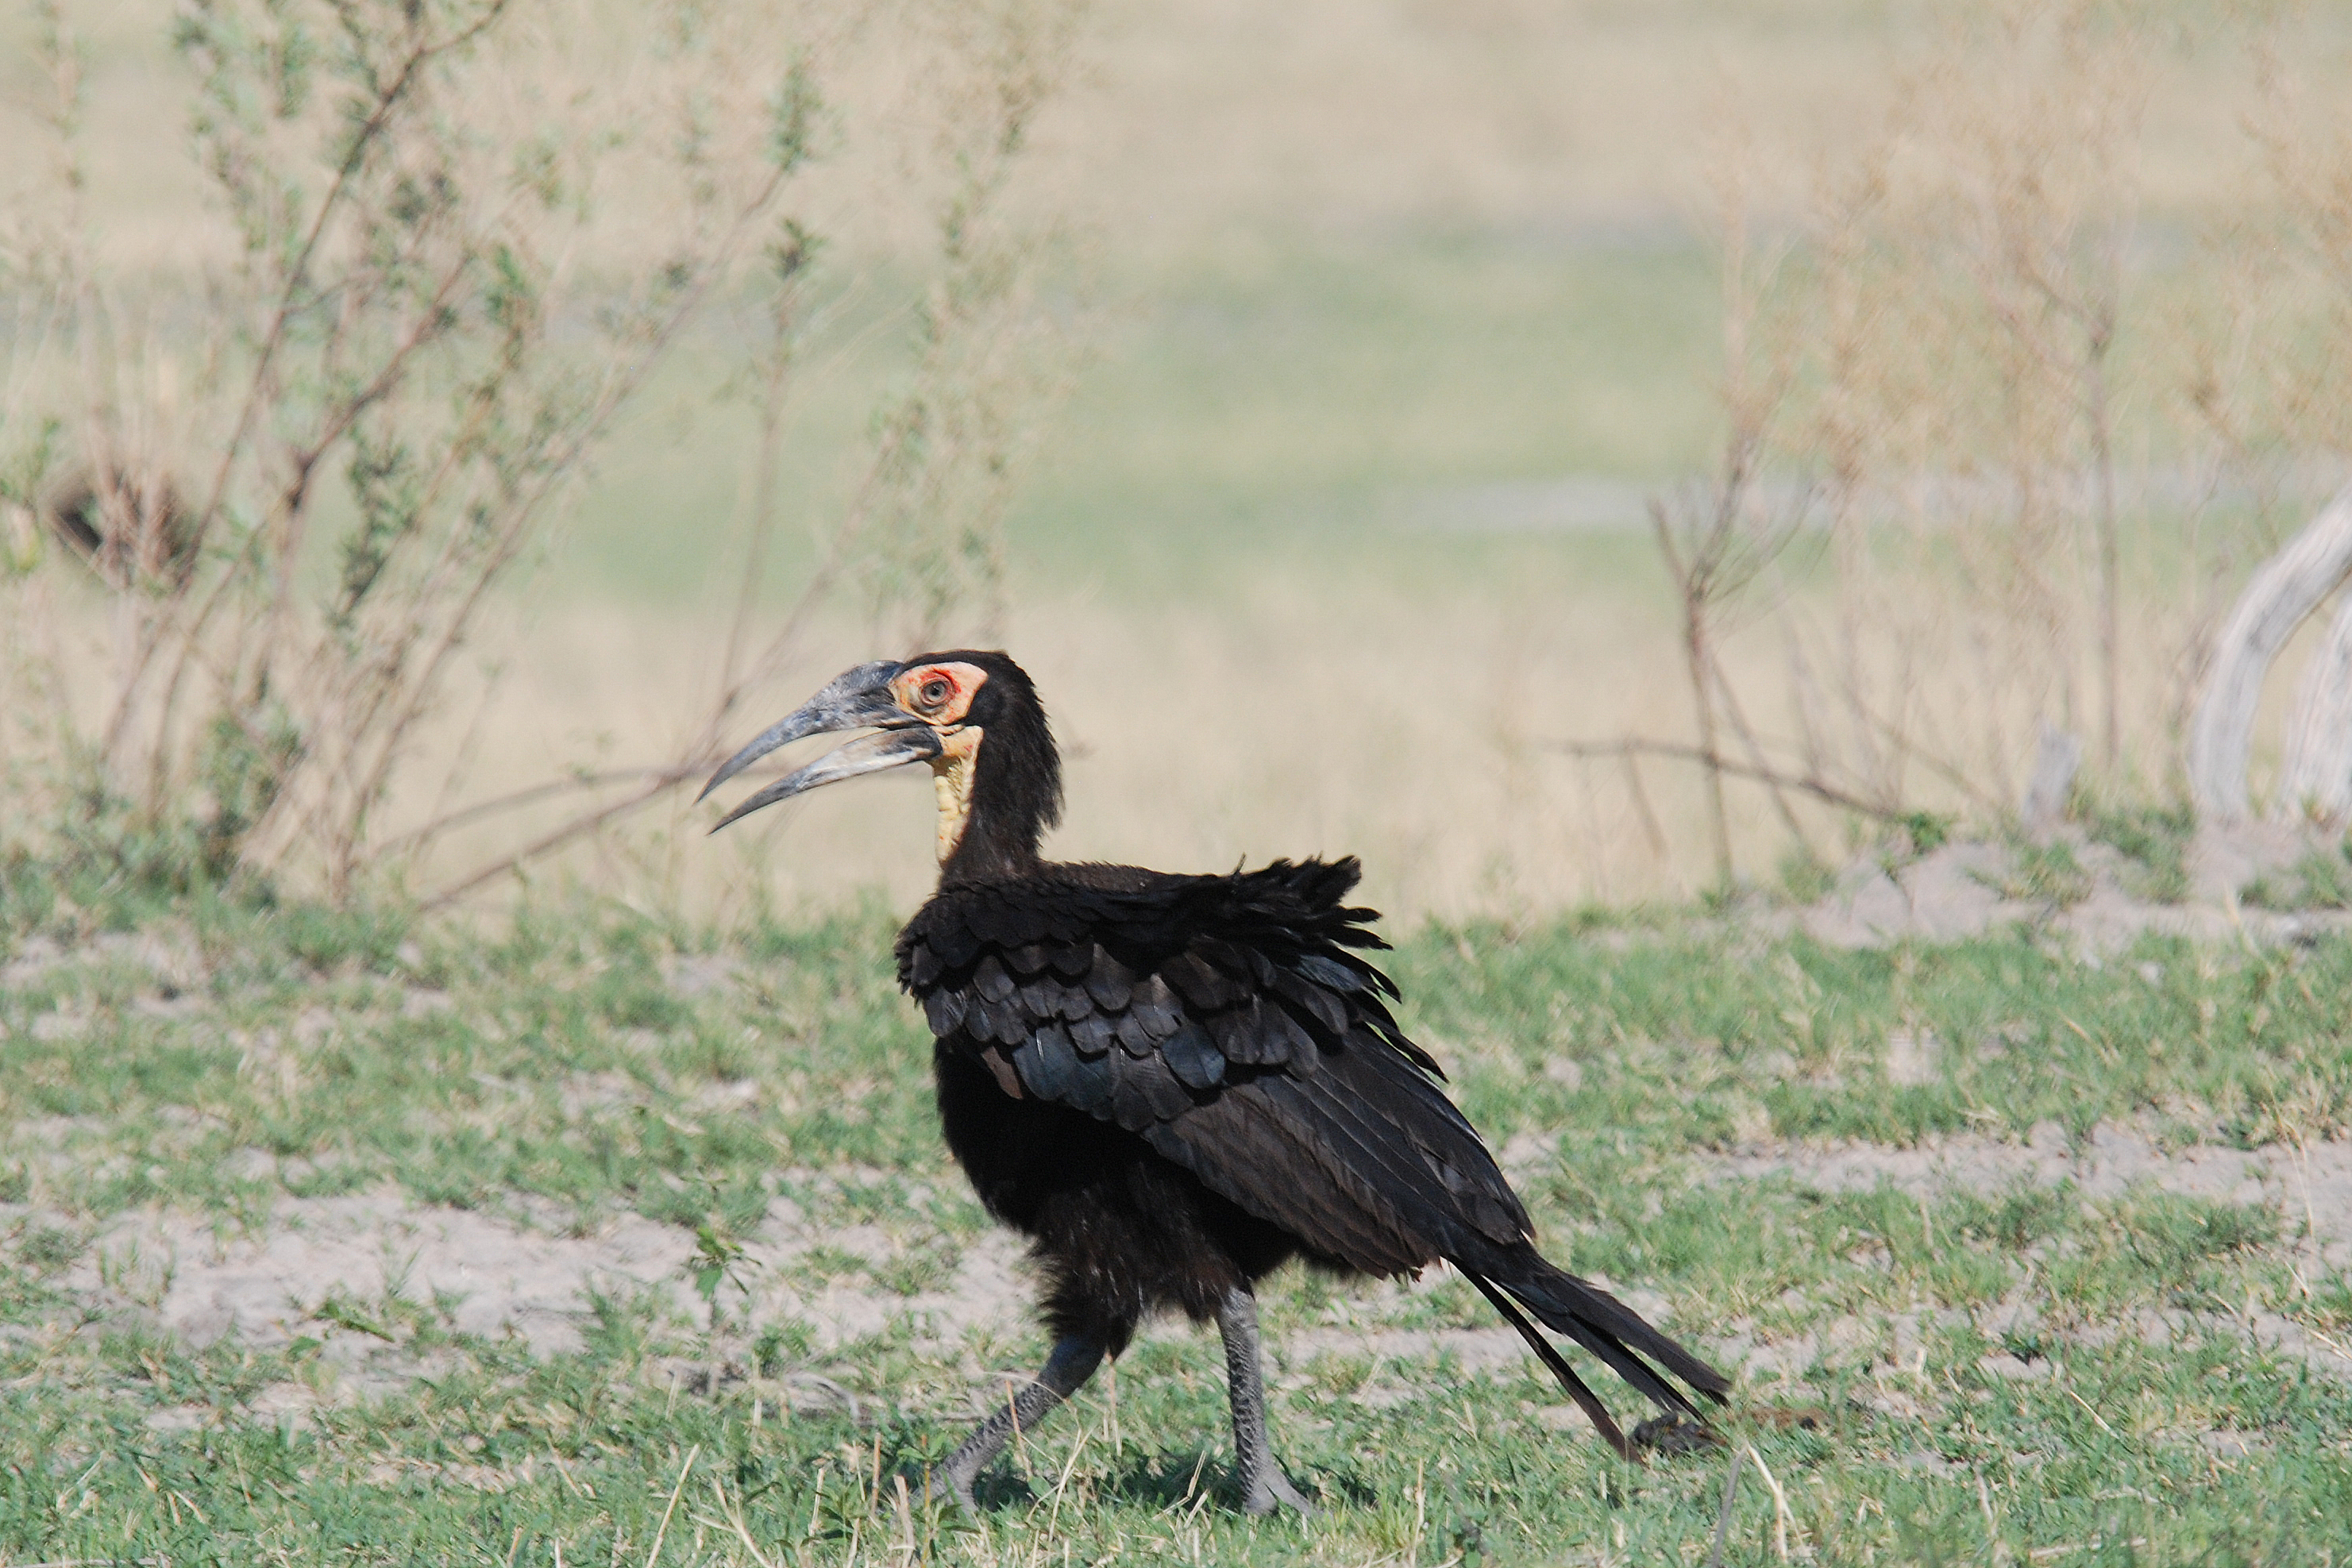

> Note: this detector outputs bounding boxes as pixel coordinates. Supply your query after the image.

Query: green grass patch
[538,236,1722,609]
[2242,842,2352,912]
[2,896,2350,1562]
[1980,838,2096,911]
[2081,800,2196,906]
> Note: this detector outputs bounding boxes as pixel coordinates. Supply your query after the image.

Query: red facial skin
[893,661,988,726]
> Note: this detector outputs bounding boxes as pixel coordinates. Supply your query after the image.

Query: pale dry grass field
[404,578,1698,921]
[401,594,2352,923]
[9,0,2335,260]
[10,0,2352,919]
[21,552,2301,923]
[8,565,1691,918]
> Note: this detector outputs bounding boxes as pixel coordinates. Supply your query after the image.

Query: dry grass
[13,2,2352,918]
[0,0,1089,899]
[26,548,2321,923]
[9,0,2346,269]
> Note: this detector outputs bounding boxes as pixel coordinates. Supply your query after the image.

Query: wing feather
[974,954,1015,1003]
[923,987,966,1035]
[1161,1021,1226,1089]
[1112,1050,1193,1128]
[1068,1011,1116,1057]
[1085,952,1135,1011]
[1012,1022,1080,1100]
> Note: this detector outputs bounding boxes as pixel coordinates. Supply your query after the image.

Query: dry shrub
[0,0,1088,906]
[1633,1,2352,880]
[1791,2,2148,796]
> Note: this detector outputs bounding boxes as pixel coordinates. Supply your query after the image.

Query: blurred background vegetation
[6,0,2352,926]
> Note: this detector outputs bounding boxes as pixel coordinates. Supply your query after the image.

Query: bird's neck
[935,738,1049,884]
[931,719,1062,888]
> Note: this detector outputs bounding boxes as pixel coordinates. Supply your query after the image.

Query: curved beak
[700,660,941,832]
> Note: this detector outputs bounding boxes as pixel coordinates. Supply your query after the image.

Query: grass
[1983,838,2096,911]
[2242,843,2352,914]
[506,233,1723,610]
[8,25,2352,1562]
[3,883,2350,1563]
[2082,803,2198,907]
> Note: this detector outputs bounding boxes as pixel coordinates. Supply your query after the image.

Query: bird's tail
[1461,1254,1729,1458]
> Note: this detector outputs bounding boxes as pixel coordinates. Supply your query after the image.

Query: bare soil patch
[53,1188,1033,1368]
[1712,1123,2352,1260]
[1702,1122,2352,1266]
[1797,826,2352,950]
[1697,1122,2352,1388]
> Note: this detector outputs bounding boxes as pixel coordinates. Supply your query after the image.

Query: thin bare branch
[99,0,518,769]
[1552,737,1914,825]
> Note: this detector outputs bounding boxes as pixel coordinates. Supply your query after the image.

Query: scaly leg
[1216,1286,1314,1516]
[935,1335,1105,1511]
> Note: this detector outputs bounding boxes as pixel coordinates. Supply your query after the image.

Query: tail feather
[1503,1257,1730,1401]
[1464,1273,1632,1459]
[1546,1313,1705,1421]
[1467,1254,1729,1451]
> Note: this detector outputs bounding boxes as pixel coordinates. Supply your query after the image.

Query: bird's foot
[1240,1466,1316,1517]
[931,1335,1106,1515]
[931,1457,982,1515]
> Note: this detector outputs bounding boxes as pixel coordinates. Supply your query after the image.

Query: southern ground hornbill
[702,651,1726,1514]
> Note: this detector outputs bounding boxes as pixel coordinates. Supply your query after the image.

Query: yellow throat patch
[930,726,982,863]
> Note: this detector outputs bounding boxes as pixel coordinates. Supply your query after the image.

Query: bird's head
[700,650,1062,878]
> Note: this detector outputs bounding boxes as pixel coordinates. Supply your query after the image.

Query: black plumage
[704,649,1726,1514]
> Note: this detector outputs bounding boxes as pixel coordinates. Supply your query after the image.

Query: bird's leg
[1216,1285,1314,1516]
[935,1335,1104,1511]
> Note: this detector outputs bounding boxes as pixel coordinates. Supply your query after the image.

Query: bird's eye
[920,678,951,709]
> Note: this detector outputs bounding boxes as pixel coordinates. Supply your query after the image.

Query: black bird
[703,652,1726,1514]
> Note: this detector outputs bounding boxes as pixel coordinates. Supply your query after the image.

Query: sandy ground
[1794,825,2352,951]
[24,1110,2342,1440]
[56,1187,1036,1359]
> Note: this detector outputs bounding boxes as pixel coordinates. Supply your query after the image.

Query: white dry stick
[1978,1473,2008,1566]
[642,1446,697,1568]
[1040,1416,1091,1540]
[1745,1442,1795,1562]
[2291,1133,2323,1293]
[1705,1445,1746,1568]
[2061,1380,2120,1440]
[893,1472,916,1559]
[2190,484,2352,823]
[712,1476,781,1568]
[2275,588,2352,824]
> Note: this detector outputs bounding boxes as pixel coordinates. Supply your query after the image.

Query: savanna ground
[5,839,2352,1566]
[11,1,2352,1562]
